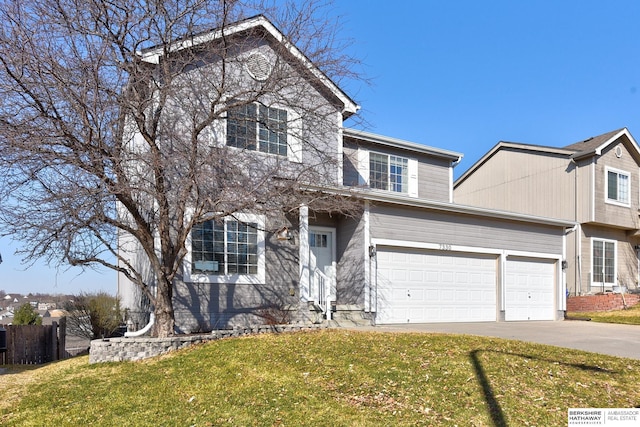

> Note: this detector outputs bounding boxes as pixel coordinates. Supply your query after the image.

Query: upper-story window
[605,167,630,206]
[227,104,288,156]
[369,152,409,193]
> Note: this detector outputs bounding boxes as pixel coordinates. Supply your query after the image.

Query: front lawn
[567,302,640,325]
[1,329,639,426]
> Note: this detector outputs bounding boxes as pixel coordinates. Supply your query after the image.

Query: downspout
[124,312,155,338]
[564,224,577,310]
[571,157,581,296]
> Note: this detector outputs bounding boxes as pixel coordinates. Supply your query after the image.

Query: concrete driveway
[357,320,640,360]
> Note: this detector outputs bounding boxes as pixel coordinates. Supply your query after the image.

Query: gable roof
[455,128,640,188]
[139,15,359,118]
[344,128,463,162]
[562,128,640,160]
[454,141,574,188]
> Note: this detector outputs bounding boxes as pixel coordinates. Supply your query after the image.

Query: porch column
[299,204,310,302]
[364,200,371,312]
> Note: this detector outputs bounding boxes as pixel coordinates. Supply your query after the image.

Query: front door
[309,227,336,305]
[309,228,334,277]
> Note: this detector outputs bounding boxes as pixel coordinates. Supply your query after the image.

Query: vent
[245,53,272,81]
[615,146,623,158]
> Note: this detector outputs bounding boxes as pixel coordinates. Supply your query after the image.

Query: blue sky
[3,0,640,295]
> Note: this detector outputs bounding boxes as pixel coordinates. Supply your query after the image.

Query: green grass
[567,303,640,325]
[2,329,640,426]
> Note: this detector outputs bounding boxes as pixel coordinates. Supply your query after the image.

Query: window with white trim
[369,152,409,193]
[192,218,259,275]
[189,213,265,285]
[606,167,630,205]
[592,238,616,286]
[226,103,288,157]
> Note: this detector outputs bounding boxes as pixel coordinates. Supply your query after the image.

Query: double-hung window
[592,238,615,287]
[606,167,630,206]
[369,152,409,193]
[189,214,265,284]
[227,103,288,157]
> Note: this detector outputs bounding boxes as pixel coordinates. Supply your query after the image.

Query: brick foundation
[89,324,326,363]
[566,293,640,312]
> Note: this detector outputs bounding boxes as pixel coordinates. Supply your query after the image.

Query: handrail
[312,268,332,320]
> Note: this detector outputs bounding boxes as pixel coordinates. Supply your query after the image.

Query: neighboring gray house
[118,16,575,332]
[454,128,640,296]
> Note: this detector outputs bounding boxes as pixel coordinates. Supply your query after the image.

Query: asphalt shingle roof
[562,128,625,153]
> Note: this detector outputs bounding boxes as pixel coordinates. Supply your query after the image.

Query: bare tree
[0,0,362,336]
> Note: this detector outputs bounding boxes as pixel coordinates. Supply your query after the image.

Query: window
[606,168,630,205]
[191,218,259,275]
[309,232,328,248]
[369,152,409,193]
[592,239,615,286]
[227,104,288,156]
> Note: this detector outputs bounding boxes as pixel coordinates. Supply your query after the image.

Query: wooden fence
[0,318,67,364]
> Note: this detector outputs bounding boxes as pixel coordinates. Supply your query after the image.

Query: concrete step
[327,311,373,328]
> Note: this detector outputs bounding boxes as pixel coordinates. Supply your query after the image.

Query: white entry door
[309,227,336,303]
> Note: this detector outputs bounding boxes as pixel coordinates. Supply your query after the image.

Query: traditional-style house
[118,16,575,332]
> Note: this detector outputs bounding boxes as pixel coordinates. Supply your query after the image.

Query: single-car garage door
[505,257,556,321]
[376,247,497,324]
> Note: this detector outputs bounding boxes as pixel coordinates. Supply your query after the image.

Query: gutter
[303,184,576,228]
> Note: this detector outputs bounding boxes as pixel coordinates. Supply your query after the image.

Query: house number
[439,244,452,251]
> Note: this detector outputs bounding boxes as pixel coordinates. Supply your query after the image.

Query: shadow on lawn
[469,349,616,427]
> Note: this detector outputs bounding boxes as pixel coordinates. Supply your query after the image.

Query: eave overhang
[343,128,463,163]
[570,128,640,161]
[305,184,576,229]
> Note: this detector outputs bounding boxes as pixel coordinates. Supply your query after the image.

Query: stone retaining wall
[567,293,640,312]
[89,324,326,363]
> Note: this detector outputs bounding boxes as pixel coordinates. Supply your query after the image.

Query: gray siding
[342,145,360,187]
[580,224,639,294]
[343,138,451,202]
[173,215,301,332]
[370,203,564,255]
[593,142,640,229]
[418,156,450,202]
[336,213,365,306]
[575,158,592,224]
[454,148,575,221]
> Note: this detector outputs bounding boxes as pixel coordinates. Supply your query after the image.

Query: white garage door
[376,247,497,324]
[505,257,556,321]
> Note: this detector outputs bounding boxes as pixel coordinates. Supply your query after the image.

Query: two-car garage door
[375,247,557,324]
[375,248,497,324]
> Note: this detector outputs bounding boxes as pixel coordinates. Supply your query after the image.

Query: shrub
[13,302,42,325]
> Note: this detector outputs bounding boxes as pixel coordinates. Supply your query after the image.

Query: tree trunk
[153,278,175,337]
